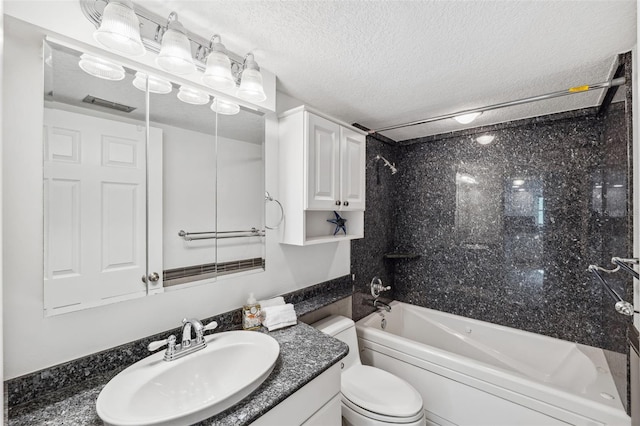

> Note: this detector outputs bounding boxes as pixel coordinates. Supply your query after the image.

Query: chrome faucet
[181,318,205,348]
[371,276,392,312]
[373,299,391,312]
[148,318,218,361]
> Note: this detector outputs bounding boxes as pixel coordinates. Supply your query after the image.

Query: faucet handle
[147,334,176,352]
[203,321,218,332]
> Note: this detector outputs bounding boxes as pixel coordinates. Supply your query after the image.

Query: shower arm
[375,154,397,174]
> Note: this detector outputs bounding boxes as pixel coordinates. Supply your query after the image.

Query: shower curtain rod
[370,77,626,134]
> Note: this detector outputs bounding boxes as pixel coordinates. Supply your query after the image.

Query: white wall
[162,124,265,268]
[161,123,217,269]
[217,134,264,262]
[0,0,5,410]
[2,16,350,379]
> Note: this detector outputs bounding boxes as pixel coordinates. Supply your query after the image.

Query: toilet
[313,315,425,426]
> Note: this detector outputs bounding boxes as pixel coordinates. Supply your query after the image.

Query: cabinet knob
[344,201,349,207]
[335,200,341,206]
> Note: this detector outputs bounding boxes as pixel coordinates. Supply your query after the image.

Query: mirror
[43,41,265,315]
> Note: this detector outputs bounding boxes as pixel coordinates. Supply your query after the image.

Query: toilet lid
[341,365,423,418]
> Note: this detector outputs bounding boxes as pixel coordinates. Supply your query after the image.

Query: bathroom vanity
[8,323,348,426]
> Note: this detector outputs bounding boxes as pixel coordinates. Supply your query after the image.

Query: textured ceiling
[136,0,636,141]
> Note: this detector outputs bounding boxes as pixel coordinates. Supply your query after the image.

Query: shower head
[375,154,398,175]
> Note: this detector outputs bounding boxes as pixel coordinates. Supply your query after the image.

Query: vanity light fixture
[156,13,196,75]
[513,179,525,186]
[132,72,172,94]
[177,85,210,105]
[476,135,495,145]
[78,54,126,81]
[237,53,267,103]
[202,35,236,91]
[93,0,146,57]
[210,97,240,115]
[453,112,482,124]
[81,1,269,102]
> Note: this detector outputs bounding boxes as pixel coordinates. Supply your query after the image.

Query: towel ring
[265,191,284,230]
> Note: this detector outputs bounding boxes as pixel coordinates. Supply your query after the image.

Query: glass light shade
[177,86,210,105]
[202,49,236,91]
[210,98,240,115]
[78,54,125,81]
[156,28,195,75]
[132,72,172,94]
[453,112,482,124]
[93,0,146,57]
[237,68,266,102]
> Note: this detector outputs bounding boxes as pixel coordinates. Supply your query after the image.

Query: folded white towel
[258,296,285,308]
[262,303,297,331]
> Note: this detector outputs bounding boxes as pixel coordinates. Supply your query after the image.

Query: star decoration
[327,211,347,236]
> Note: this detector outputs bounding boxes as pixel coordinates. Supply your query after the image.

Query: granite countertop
[8,323,348,426]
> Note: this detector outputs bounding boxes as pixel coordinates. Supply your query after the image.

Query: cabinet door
[340,127,366,210]
[306,113,340,210]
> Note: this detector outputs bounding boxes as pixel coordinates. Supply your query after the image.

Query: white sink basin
[96,331,280,426]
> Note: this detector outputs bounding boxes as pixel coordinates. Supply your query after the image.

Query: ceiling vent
[82,95,136,113]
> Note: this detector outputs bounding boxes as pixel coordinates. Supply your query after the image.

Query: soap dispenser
[242,293,262,330]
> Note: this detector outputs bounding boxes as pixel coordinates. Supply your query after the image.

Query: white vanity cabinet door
[339,126,366,211]
[306,113,341,210]
[251,363,341,425]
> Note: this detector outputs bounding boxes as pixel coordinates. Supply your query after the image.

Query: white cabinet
[306,113,365,211]
[251,363,341,425]
[279,106,366,245]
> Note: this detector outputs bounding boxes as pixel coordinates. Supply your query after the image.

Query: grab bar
[611,257,640,280]
[178,228,265,241]
[588,257,639,316]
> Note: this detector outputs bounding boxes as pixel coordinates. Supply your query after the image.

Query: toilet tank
[312,315,361,370]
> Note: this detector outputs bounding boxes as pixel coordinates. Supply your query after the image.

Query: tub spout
[373,299,391,312]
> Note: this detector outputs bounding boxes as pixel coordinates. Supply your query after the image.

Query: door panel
[340,127,366,210]
[306,113,340,210]
[44,108,152,313]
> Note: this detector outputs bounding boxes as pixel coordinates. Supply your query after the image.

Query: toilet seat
[341,365,424,423]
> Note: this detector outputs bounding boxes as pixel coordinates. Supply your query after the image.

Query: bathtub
[356,301,630,426]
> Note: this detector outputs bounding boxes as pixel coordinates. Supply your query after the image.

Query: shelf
[383,253,421,259]
[303,233,363,246]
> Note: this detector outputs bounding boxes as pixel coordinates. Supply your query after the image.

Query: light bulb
[177,86,210,105]
[210,98,240,115]
[132,72,172,94]
[156,14,196,75]
[453,112,482,124]
[93,0,146,57]
[78,54,125,81]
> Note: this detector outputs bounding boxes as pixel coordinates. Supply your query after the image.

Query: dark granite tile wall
[351,136,397,320]
[390,107,631,350]
[353,102,633,415]
[352,59,633,353]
